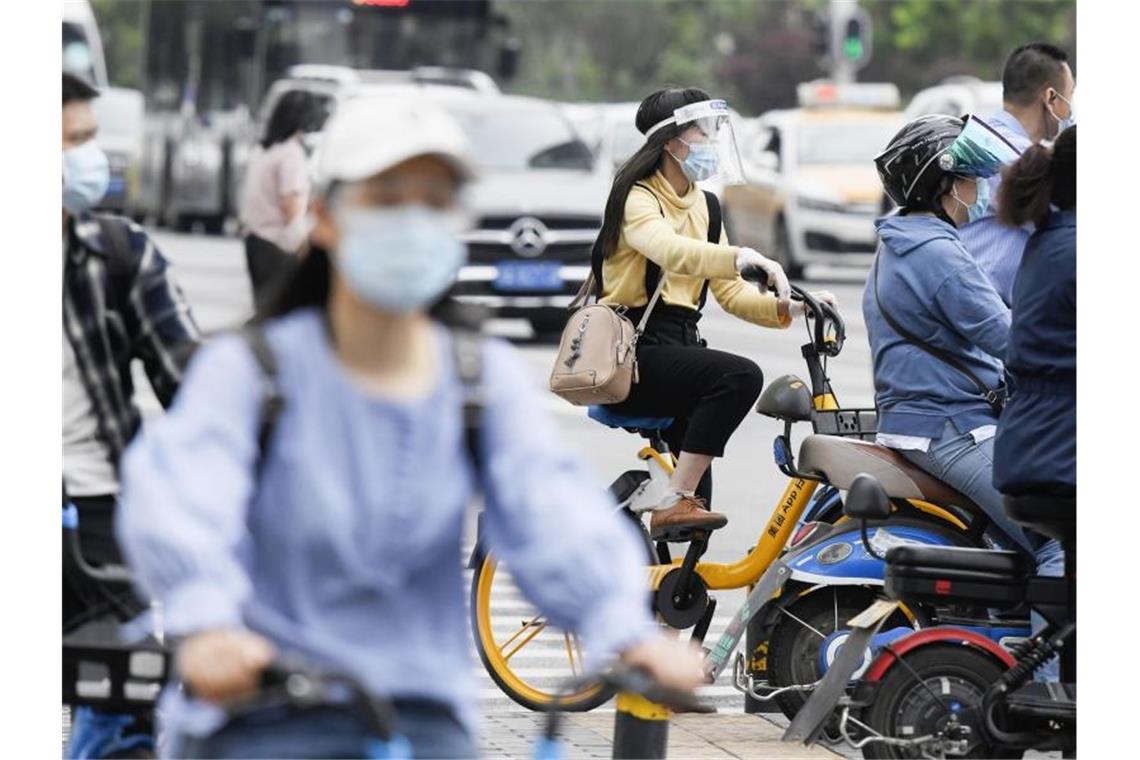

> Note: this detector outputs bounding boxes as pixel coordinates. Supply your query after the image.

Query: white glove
[789,290,839,318]
[735,247,790,304]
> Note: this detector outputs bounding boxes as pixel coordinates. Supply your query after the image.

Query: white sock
[655,489,695,510]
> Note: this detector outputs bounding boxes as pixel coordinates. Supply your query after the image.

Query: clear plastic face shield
[645,99,747,185]
[937,114,1022,179]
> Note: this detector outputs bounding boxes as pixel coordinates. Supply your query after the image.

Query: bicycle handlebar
[738,268,846,357]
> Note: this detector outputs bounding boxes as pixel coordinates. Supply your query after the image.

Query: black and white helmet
[874,115,964,209]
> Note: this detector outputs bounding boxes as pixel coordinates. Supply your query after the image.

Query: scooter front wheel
[766,586,921,721]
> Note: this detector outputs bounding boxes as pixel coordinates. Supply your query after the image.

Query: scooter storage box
[884,545,1029,607]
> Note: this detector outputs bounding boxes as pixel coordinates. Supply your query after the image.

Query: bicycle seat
[587,406,674,434]
[798,435,982,514]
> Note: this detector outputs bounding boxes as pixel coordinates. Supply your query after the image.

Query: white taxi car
[723,81,903,277]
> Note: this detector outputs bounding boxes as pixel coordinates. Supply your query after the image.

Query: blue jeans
[181,701,477,759]
[901,421,1065,682]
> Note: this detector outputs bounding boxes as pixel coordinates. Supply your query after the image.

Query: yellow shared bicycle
[469,286,996,714]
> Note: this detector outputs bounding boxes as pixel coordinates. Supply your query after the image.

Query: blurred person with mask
[992,126,1075,683]
[589,87,835,540]
[117,96,707,758]
[865,114,1056,576]
[62,71,200,755]
[960,42,1074,305]
[239,90,324,310]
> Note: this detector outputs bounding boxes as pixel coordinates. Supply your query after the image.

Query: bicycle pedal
[650,527,709,543]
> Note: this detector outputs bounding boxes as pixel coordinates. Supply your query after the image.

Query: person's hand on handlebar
[735,248,791,308]
[620,635,709,694]
[177,628,277,703]
[789,290,839,319]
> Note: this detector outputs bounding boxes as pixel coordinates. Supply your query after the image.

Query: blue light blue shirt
[117,308,656,746]
[958,109,1034,305]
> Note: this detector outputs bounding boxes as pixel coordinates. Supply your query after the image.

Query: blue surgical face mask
[335,205,468,314]
[952,177,990,225]
[674,140,720,182]
[62,139,109,214]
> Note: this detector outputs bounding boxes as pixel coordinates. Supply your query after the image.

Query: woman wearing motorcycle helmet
[863,113,1053,568]
[116,95,707,758]
[590,87,835,540]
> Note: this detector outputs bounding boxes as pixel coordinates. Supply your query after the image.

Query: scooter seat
[798,435,982,514]
[587,406,674,433]
[886,545,1028,577]
[1004,494,1076,544]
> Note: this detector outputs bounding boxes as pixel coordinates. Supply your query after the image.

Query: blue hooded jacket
[863,214,1011,438]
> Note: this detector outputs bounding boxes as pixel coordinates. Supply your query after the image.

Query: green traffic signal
[843,37,864,60]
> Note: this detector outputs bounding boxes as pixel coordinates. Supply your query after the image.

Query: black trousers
[244,233,293,312]
[64,494,143,633]
[609,308,764,504]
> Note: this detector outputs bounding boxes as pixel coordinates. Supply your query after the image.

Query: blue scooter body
[785,521,960,587]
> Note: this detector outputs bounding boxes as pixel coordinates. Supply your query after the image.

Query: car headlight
[797,196,848,213]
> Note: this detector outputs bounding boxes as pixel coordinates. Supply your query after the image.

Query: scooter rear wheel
[861,644,1019,759]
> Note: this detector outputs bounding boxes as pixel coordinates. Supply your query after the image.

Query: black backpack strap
[633,183,669,306]
[93,214,141,315]
[699,190,721,310]
[450,328,486,474]
[239,325,285,473]
[871,253,1004,414]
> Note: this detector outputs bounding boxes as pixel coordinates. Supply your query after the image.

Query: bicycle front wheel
[470,553,615,712]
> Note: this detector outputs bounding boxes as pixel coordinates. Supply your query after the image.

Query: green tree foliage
[499,0,1075,115]
[89,0,147,89]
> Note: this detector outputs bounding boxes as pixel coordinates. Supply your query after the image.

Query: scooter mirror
[844,473,891,520]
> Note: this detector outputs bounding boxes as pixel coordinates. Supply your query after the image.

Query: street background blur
[64,0,1076,743]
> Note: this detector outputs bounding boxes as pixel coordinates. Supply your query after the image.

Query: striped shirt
[958,110,1034,306]
[63,214,201,473]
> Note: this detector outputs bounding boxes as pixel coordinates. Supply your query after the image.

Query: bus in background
[63,0,145,217]
[133,0,522,233]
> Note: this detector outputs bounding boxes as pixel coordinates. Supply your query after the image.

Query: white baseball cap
[314,94,476,191]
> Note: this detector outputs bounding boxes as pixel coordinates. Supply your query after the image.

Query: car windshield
[448,106,594,171]
[797,121,898,165]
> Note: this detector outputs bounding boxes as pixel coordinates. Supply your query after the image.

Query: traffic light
[838,8,872,68]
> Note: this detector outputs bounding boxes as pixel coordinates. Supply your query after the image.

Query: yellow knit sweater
[599,170,789,328]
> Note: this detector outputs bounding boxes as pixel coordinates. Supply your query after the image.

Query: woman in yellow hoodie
[593,87,834,539]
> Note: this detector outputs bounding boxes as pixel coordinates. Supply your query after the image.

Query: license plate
[494,261,563,292]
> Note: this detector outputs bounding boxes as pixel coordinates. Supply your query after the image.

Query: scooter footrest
[1006,682,1076,722]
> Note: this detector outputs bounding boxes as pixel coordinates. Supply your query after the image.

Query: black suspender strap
[450,329,486,474]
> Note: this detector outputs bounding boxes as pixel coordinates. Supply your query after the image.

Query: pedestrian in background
[960,42,1074,304]
[62,71,200,755]
[238,90,323,310]
[118,95,706,758]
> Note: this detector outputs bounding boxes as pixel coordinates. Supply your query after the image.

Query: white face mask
[335,205,469,313]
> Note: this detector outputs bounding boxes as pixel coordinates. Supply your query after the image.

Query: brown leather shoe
[650,495,728,541]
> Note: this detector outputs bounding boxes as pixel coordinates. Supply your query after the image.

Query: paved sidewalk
[481,711,840,759]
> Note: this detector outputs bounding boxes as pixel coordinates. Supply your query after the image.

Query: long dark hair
[260,91,322,149]
[998,125,1076,230]
[596,87,712,262]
